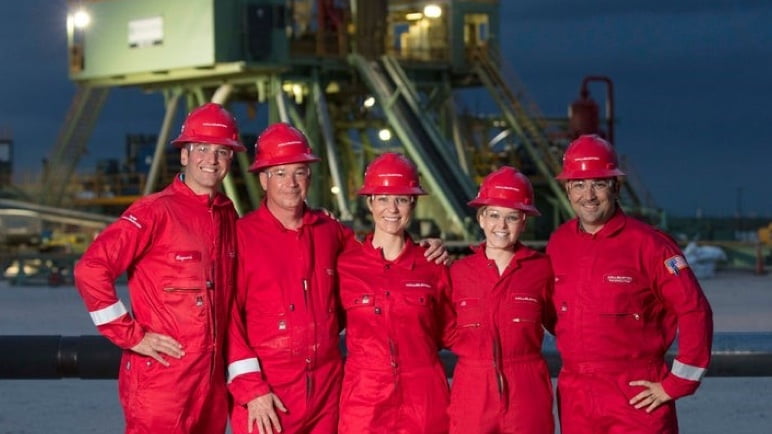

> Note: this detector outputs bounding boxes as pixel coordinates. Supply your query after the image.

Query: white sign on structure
[128,16,164,48]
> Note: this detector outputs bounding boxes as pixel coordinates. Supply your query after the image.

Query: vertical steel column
[274,78,290,122]
[143,91,181,195]
[207,84,245,215]
[312,76,352,220]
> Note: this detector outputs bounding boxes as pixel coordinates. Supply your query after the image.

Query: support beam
[312,76,352,220]
[143,91,181,195]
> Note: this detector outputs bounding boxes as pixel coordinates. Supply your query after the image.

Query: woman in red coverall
[337,152,454,434]
[449,167,555,434]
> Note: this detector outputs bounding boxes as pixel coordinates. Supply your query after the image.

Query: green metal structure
[52,0,653,240]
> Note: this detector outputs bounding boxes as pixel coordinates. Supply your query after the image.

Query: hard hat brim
[358,186,427,196]
[171,134,246,152]
[555,168,625,180]
[467,197,541,216]
[248,154,321,172]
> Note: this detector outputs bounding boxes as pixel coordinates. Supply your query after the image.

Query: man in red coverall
[546,134,713,434]
[74,103,247,433]
[225,124,447,434]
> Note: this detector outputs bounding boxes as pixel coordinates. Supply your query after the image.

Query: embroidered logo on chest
[513,295,539,303]
[605,275,633,284]
[172,251,202,262]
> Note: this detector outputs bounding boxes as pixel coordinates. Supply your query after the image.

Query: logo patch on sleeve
[120,214,143,229]
[664,255,689,275]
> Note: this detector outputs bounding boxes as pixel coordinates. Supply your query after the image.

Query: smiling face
[367,194,415,237]
[565,178,620,234]
[259,163,312,214]
[478,205,526,250]
[180,143,233,196]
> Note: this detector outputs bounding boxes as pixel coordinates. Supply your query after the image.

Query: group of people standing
[74,103,713,434]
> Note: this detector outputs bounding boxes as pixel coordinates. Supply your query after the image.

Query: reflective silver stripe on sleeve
[89,300,128,326]
[228,358,261,384]
[672,359,707,381]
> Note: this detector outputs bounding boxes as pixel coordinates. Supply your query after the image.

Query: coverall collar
[257,199,321,232]
[173,175,232,208]
[573,207,627,239]
[471,241,538,277]
[362,232,417,271]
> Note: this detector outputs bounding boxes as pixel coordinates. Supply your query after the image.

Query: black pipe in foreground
[2,333,771,379]
[0,335,120,379]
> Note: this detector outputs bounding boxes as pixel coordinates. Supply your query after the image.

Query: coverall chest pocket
[403,292,433,307]
[590,271,651,326]
[398,292,437,336]
[344,293,377,314]
[164,251,204,282]
[503,292,542,325]
[400,292,435,319]
[454,298,483,329]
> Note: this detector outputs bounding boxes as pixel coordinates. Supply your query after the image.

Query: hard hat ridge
[358,152,427,196]
[556,134,625,180]
[249,122,320,172]
[171,103,246,152]
[469,166,540,216]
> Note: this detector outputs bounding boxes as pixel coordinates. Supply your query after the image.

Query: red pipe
[581,76,614,145]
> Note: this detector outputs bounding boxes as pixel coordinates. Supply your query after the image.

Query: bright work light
[71,10,91,29]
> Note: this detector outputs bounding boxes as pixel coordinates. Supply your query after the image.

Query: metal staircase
[39,85,110,206]
[349,53,477,239]
[470,46,573,219]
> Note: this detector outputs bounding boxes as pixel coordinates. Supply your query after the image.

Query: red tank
[569,90,600,138]
[568,76,615,143]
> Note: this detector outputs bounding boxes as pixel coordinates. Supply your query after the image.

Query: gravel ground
[1,270,770,433]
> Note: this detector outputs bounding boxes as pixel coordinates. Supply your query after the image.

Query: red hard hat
[555,134,625,180]
[249,123,320,172]
[171,103,246,151]
[358,152,427,196]
[468,166,540,216]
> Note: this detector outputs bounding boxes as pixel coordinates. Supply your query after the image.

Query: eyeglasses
[567,179,614,194]
[266,167,312,181]
[188,144,234,160]
[483,209,524,225]
[371,195,414,208]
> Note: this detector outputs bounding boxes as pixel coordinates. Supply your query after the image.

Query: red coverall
[546,210,713,434]
[226,203,356,434]
[74,177,238,434]
[337,234,453,434]
[448,243,555,434]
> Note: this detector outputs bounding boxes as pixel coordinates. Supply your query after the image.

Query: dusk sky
[1,1,770,217]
